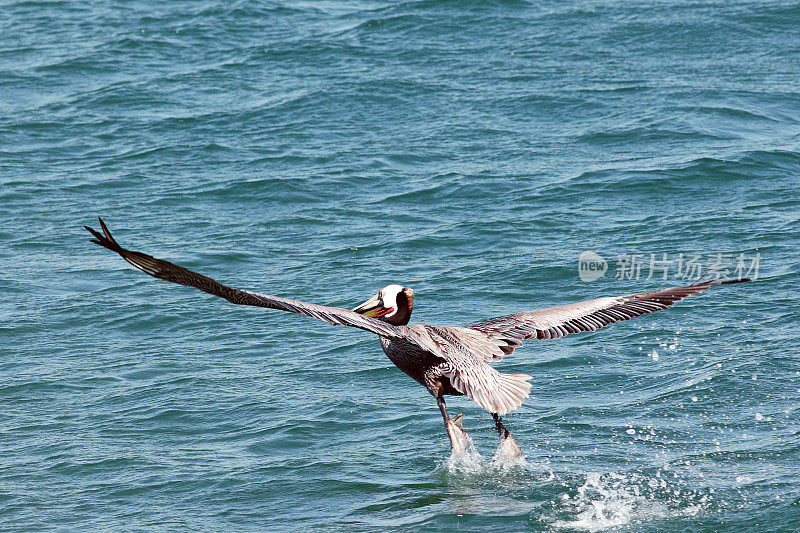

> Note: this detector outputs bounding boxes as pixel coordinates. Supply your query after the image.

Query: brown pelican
[85,218,749,458]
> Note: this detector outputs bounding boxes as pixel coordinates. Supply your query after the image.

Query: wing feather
[85,218,401,338]
[469,279,750,357]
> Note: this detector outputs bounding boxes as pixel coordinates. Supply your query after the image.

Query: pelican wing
[85,218,401,338]
[469,280,750,358]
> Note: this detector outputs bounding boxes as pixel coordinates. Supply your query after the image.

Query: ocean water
[2,0,799,531]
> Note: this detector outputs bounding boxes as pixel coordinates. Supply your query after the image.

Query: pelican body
[85,219,749,457]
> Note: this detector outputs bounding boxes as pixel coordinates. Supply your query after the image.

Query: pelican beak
[352,293,394,318]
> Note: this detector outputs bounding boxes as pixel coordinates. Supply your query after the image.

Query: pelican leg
[492,413,523,459]
[437,395,469,454]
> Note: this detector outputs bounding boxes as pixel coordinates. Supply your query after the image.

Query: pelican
[85,218,749,457]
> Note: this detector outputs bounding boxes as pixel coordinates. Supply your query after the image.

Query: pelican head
[352,284,414,326]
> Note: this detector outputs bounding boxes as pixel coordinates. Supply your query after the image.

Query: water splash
[490,443,529,473]
[442,433,485,476]
[437,438,536,479]
[550,472,664,531]
[543,471,714,532]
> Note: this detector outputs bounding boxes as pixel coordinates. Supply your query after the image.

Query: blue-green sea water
[2,1,799,531]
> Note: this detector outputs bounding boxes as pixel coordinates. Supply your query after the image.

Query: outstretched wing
[85,218,401,338]
[469,279,750,357]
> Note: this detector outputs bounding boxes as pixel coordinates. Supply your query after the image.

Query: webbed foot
[497,429,523,459]
[445,413,470,454]
[493,413,523,459]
